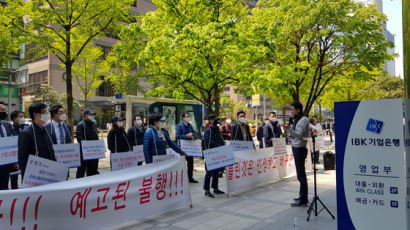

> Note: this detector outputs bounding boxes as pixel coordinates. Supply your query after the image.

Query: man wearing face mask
[220,116,232,141]
[143,113,186,164]
[176,112,198,183]
[8,110,26,189]
[76,109,100,178]
[231,111,252,142]
[0,102,14,190]
[257,116,269,149]
[264,112,283,148]
[127,115,146,166]
[18,103,55,178]
[108,116,132,155]
[45,105,72,145]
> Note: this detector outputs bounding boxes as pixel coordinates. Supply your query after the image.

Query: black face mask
[0,112,7,120]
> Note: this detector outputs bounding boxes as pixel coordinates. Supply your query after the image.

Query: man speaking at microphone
[282,102,310,207]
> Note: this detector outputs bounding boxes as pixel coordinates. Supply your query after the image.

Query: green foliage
[239,0,394,114]
[117,0,252,115]
[72,46,105,107]
[0,4,22,73]
[6,0,134,125]
[219,96,249,119]
[320,74,404,109]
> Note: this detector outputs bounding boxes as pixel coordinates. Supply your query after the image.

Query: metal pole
[263,94,266,116]
[8,74,11,114]
[404,0,410,98]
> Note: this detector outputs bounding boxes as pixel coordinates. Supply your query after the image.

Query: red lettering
[113,181,130,210]
[70,188,92,219]
[91,187,110,212]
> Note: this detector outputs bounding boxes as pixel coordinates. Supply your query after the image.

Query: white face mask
[270,118,276,122]
[41,113,50,123]
[18,117,26,125]
[88,115,95,122]
[239,117,246,123]
[159,122,166,129]
[59,114,67,122]
[226,119,231,124]
[136,120,142,126]
[117,121,124,127]
[265,120,270,125]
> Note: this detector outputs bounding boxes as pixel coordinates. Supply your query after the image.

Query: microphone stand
[307,132,335,221]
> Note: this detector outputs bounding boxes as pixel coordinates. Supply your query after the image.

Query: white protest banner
[0,136,18,166]
[229,140,254,151]
[133,145,145,162]
[111,152,140,171]
[0,158,191,230]
[226,146,312,194]
[272,138,287,155]
[203,145,236,171]
[81,139,107,160]
[21,155,69,188]
[53,143,81,168]
[166,148,181,159]
[153,154,176,163]
[180,140,202,157]
[226,148,280,194]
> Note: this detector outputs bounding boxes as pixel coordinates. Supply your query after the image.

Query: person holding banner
[76,109,100,178]
[257,116,268,148]
[231,111,252,142]
[127,115,146,166]
[176,112,198,184]
[0,101,13,190]
[18,103,55,178]
[8,110,26,189]
[282,102,310,207]
[143,114,186,164]
[203,114,225,198]
[108,116,132,154]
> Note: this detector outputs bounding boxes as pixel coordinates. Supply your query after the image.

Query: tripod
[307,133,335,221]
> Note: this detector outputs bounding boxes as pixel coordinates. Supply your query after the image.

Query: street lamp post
[404,0,410,98]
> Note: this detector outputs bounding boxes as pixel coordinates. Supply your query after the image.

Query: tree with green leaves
[0,3,21,73]
[116,0,251,115]
[239,0,394,114]
[72,46,105,109]
[5,0,134,126]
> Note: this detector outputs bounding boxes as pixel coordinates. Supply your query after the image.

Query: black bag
[323,151,335,170]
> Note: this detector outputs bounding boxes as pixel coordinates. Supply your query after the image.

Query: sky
[384,0,403,77]
[361,0,404,77]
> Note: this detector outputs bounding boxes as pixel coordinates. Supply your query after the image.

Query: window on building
[97,78,114,97]
[24,43,48,64]
[27,70,48,94]
[224,87,230,91]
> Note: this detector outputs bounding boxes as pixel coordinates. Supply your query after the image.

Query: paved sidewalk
[107,159,337,230]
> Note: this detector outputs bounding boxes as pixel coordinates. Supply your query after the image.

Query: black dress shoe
[291,201,308,207]
[189,179,199,183]
[205,191,215,198]
[213,189,225,195]
[293,197,300,202]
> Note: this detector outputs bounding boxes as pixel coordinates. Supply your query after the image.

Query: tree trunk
[282,106,288,143]
[66,61,74,127]
[213,89,221,117]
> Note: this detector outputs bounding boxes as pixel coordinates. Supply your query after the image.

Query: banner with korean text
[0,136,18,166]
[0,158,192,230]
[226,147,312,194]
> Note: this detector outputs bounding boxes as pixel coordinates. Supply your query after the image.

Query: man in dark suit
[8,110,26,189]
[76,109,100,178]
[231,111,253,141]
[45,105,73,145]
[264,111,283,147]
[18,103,55,178]
[0,101,13,190]
[127,115,146,166]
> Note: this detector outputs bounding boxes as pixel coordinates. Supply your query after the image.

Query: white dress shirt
[52,120,66,144]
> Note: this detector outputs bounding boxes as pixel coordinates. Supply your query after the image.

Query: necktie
[58,123,65,144]
[0,124,4,137]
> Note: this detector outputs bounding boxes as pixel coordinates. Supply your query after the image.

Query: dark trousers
[10,174,18,189]
[203,166,219,191]
[259,141,264,149]
[312,151,319,164]
[186,156,194,180]
[0,166,10,190]
[76,159,99,178]
[293,147,308,202]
